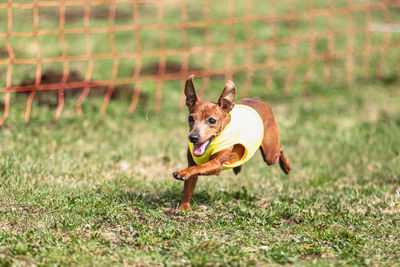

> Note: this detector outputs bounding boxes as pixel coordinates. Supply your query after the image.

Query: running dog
[173,75,291,210]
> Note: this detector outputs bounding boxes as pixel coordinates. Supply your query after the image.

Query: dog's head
[184,74,237,157]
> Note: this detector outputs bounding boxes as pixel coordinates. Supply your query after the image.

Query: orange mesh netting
[0,0,399,124]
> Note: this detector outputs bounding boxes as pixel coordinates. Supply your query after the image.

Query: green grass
[1,0,400,265]
[0,80,400,266]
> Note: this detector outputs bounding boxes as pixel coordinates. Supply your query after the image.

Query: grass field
[0,79,399,266]
[1,0,400,266]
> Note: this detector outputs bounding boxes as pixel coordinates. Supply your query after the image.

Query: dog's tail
[279,150,291,174]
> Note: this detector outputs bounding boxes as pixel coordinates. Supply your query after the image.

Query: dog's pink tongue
[193,140,209,156]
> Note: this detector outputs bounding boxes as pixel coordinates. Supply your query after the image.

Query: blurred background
[0,0,399,265]
[1,0,400,121]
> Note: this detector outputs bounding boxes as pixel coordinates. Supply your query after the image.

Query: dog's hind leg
[258,108,290,174]
[278,150,291,174]
[238,97,290,174]
[259,144,291,174]
[233,165,242,175]
[259,132,281,166]
[259,146,278,165]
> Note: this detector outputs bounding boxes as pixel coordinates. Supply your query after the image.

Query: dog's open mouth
[192,136,214,157]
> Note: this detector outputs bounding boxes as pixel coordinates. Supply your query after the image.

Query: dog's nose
[189,134,199,143]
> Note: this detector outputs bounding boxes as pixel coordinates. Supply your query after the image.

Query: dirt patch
[40,7,132,22]
[358,74,399,86]
[140,61,184,76]
[0,47,8,58]
[163,208,203,224]
[286,216,304,225]
[0,204,38,215]
[18,70,148,107]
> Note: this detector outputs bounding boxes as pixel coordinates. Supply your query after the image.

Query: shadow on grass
[106,185,259,210]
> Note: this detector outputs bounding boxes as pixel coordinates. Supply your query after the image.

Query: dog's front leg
[176,159,222,211]
[174,148,232,210]
[179,175,198,211]
[173,159,223,180]
[178,149,199,211]
[173,148,232,181]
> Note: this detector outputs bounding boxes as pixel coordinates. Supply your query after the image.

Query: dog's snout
[189,133,199,143]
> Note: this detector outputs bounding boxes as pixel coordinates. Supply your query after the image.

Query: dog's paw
[173,171,186,181]
[173,168,195,181]
[178,203,190,211]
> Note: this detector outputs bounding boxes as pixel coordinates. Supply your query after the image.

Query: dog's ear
[184,74,199,109]
[218,80,236,112]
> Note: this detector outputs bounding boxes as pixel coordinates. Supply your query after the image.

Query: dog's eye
[208,117,216,125]
[188,116,194,123]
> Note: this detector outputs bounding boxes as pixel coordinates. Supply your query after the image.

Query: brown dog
[173,75,291,210]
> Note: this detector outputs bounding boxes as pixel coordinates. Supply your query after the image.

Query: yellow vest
[189,104,264,170]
